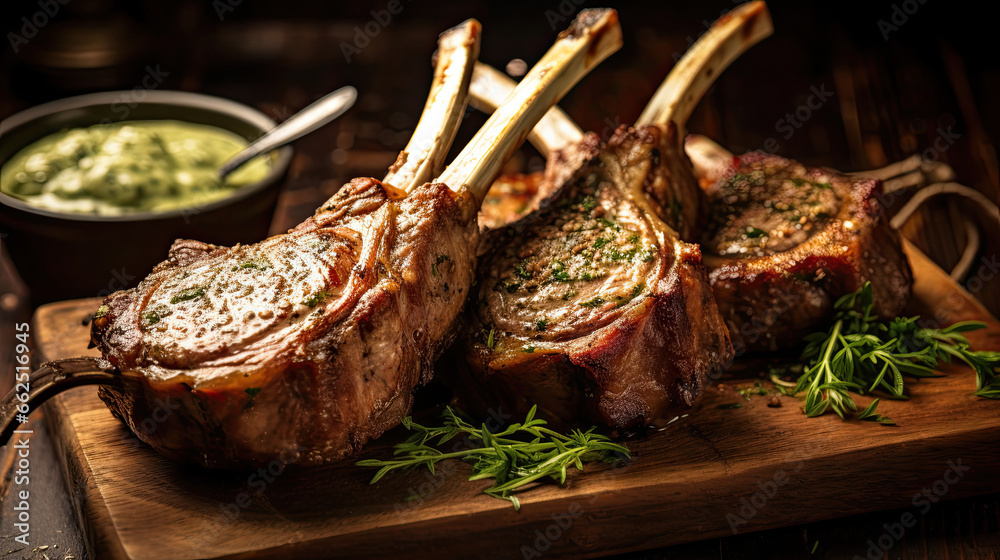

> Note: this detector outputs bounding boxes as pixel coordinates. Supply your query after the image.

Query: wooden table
[2,1,998,558]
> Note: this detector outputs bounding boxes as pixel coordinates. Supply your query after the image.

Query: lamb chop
[685,134,913,353]
[473,9,912,360]
[452,3,772,429]
[0,11,624,467]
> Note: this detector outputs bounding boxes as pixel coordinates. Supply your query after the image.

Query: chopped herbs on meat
[302,291,329,308]
[579,297,605,308]
[170,287,205,304]
[514,261,532,279]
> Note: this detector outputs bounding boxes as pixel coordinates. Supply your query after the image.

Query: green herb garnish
[738,380,771,401]
[579,297,606,308]
[514,261,532,280]
[596,217,618,230]
[550,260,571,282]
[778,282,1000,422]
[302,291,329,308]
[170,287,205,304]
[232,260,266,271]
[745,227,767,239]
[142,311,160,325]
[355,405,630,509]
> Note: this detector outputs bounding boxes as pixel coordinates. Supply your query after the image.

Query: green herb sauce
[1,120,271,215]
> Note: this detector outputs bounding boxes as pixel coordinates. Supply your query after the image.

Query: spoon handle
[218,85,358,180]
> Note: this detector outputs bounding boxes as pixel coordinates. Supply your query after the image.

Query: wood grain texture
[31,241,1000,560]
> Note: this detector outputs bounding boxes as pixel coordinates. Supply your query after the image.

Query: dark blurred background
[1,1,998,558]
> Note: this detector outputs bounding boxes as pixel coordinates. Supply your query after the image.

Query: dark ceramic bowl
[0,91,293,303]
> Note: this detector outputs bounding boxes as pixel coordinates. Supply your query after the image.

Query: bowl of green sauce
[0,90,293,303]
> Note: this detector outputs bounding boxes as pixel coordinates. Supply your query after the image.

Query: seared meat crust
[94,179,478,467]
[701,152,912,353]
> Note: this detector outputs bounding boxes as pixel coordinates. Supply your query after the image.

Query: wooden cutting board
[31,242,1000,560]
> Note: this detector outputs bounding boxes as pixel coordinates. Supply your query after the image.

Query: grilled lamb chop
[452,3,772,429]
[685,135,913,353]
[1,12,624,466]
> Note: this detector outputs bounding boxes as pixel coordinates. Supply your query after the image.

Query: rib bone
[636,1,773,134]
[469,3,771,239]
[469,62,584,157]
[384,20,481,192]
[437,9,622,204]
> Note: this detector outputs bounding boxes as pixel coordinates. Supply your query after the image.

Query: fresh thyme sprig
[775,282,1000,423]
[356,405,630,509]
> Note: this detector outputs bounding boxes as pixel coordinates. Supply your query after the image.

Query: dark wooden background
[1,0,998,558]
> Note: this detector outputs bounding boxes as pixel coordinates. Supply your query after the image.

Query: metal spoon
[218,85,358,180]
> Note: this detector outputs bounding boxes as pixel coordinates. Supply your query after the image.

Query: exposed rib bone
[468,2,771,166]
[637,1,772,133]
[383,20,481,192]
[684,133,737,191]
[436,9,622,204]
[468,62,584,157]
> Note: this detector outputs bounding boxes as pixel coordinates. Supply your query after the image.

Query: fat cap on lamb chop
[451,2,772,430]
[0,11,624,466]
